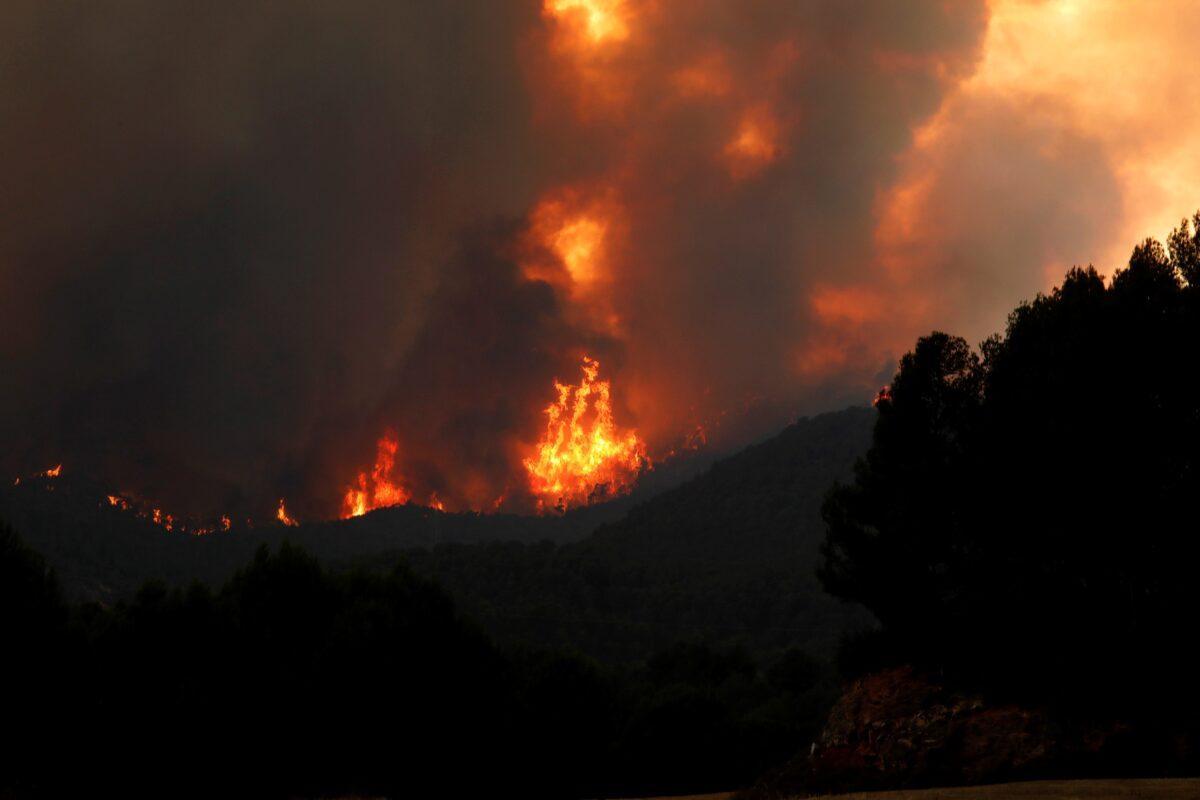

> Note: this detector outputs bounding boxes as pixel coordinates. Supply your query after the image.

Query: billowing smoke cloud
[1,1,547,517]
[4,0,1194,520]
[871,0,1200,347]
[520,0,989,445]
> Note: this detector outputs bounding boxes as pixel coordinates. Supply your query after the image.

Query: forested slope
[393,406,877,661]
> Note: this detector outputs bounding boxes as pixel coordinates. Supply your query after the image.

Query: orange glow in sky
[885,0,1200,282]
[544,0,629,44]
[724,107,781,180]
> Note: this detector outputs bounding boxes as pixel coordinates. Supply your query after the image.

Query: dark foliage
[2,525,74,795]
[1,408,873,797]
[4,528,514,797]
[821,215,1200,722]
[379,407,875,662]
[0,408,873,668]
[1,525,833,799]
[0,474,654,603]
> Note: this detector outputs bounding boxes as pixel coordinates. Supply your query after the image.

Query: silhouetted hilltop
[391,406,877,660]
[0,474,651,602]
[2,406,875,661]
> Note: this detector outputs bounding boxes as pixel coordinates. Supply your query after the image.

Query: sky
[3,0,1199,521]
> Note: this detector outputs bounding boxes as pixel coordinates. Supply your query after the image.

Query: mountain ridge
[2,405,876,661]
[383,405,878,660]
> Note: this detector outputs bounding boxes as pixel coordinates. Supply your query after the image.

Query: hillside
[0,468,695,603]
[790,779,1200,799]
[2,406,875,662]
[388,406,877,661]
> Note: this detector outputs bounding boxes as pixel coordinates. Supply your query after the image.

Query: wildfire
[104,491,228,534]
[524,355,648,512]
[342,433,412,518]
[151,508,176,531]
[276,498,299,527]
[31,463,63,478]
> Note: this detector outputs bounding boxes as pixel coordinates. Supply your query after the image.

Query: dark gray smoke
[12,1,1118,520]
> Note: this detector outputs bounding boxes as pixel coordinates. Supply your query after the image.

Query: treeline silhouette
[1,523,831,799]
[821,216,1200,736]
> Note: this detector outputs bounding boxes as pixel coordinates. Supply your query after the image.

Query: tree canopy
[821,215,1200,714]
[0,523,833,798]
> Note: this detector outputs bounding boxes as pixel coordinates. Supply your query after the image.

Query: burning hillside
[341,356,650,518]
[342,434,412,518]
[524,356,648,512]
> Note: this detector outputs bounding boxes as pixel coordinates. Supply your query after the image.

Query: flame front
[524,356,647,512]
[342,433,411,518]
[103,490,230,535]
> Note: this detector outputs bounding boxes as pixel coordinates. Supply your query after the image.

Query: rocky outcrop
[739,666,1142,799]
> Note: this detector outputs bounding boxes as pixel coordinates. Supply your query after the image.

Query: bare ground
[799,778,1200,799]
[636,779,1200,800]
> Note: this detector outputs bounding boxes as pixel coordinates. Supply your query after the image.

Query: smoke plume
[3,1,1197,519]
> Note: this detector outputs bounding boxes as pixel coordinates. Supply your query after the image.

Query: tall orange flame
[276,498,299,527]
[524,355,647,512]
[342,433,411,518]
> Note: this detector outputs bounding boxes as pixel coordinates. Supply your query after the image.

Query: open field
[638,780,1200,800]
[799,778,1200,799]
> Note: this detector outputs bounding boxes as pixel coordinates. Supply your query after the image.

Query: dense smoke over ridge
[3,1,1198,519]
